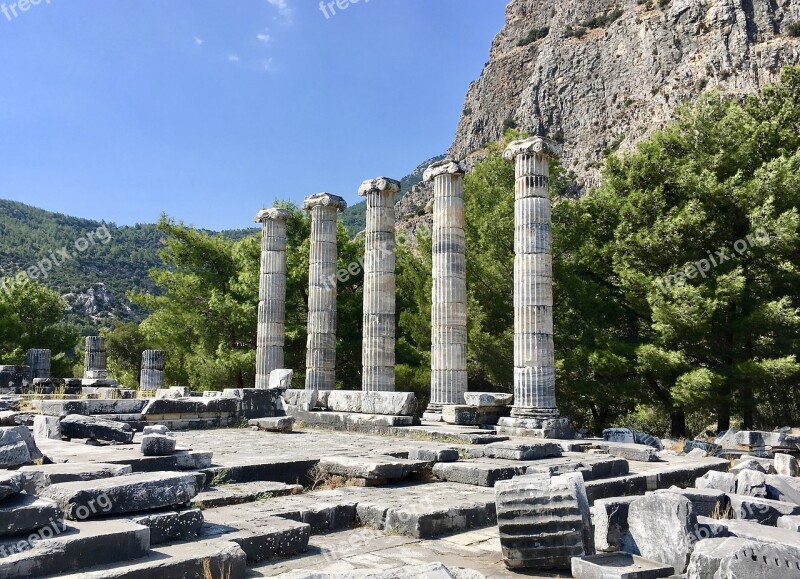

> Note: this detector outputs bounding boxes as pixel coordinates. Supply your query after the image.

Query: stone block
[283,389,319,411]
[599,443,659,462]
[686,537,750,579]
[18,462,132,494]
[684,440,722,456]
[155,386,190,399]
[593,496,638,553]
[61,414,134,443]
[628,492,698,574]
[406,447,460,463]
[731,457,768,475]
[572,553,674,579]
[442,405,477,425]
[728,493,800,525]
[142,424,169,436]
[249,416,295,433]
[317,456,426,481]
[433,460,524,487]
[32,415,61,440]
[656,486,729,518]
[766,474,800,505]
[41,471,200,519]
[463,392,513,407]
[0,494,63,537]
[778,514,800,531]
[776,453,800,477]
[604,428,636,444]
[141,433,177,456]
[717,540,800,578]
[496,472,593,570]
[0,427,32,467]
[361,391,417,416]
[325,390,362,413]
[174,450,213,470]
[496,416,574,439]
[222,388,282,419]
[483,440,562,461]
[695,471,737,493]
[268,368,294,390]
[128,508,204,544]
[737,469,768,497]
[200,514,310,563]
[0,471,23,502]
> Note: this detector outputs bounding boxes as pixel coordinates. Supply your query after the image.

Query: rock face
[449,0,800,190]
[495,471,593,570]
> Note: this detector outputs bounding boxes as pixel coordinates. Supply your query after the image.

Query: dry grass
[306,465,359,491]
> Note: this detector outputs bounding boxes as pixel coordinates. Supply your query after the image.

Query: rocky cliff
[449,0,800,188]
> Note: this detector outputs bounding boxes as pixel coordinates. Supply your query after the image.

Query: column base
[496,415,573,440]
[423,404,444,422]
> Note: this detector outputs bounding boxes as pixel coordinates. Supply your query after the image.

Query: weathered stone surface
[317,456,426,482]
[41,471,200,519]
[776,453,800,477]
[495,416,573,439]
[731,458,768,475]
[737,469,768,498]
[269,368,294,390]
[193,481,302,509]
[433,460,525,487]
[142,424,169,436]
[128,507,204,544]
[201,510,311,563]
[221,388,282,419]
[495,471,593,570]
[728,493,800,525]
[18,462,132,494]
[0,518,151,579]
[628,492,698,574]
[155,386,189,399]
[0,426,32,467]
[326,390,363,413]
[141,433,177,456]
[766,474,800,505]
[633,431,663,451]
[0,471,23,502]
[61,414,134,443]
[603,428,635,444]
[442,405,478,425]
[407,447,460,463]
[599,443,659,463]
[717,540,800,578]
[696,471,737,494]
[141,396,239,417]
[249,416,295,433]
[686,537,750,579]
[32,398,148,417]
[483,441,562,461]
[32,415,61,440]
[362,391,417,416]
[283,388,319,411]
[656,487,729,519]
[684,440,722,456]
[0,493,63,537]
[0,365,31,393]
[778,514,800,532]
[592,496,638,553]
[463,392,513,407]
[572,553,674,579]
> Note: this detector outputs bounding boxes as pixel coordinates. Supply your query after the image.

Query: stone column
[424,159,468,420]
[83,336,108,380]
[359,177,400,392]
[303,193,347,391]
[140,350,165,390]
[26,349,51,380]
[498,138,571,438]
[254,208,291,389]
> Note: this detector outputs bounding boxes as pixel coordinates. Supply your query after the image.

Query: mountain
[449,0,800,188]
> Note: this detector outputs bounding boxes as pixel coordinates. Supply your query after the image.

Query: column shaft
[255,209,290,389]
[84,337,108,380]
[26,349,51,380]
[141,349,165,390]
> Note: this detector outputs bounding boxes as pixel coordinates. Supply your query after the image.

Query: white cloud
[267,0,292,22]
[228,54,240,62]
[256,29,272,43]
[263,58,275,71]
[194,37,203,45]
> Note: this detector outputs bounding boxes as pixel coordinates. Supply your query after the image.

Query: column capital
[503,137,562,161]
[255,208,291,224]
[423,158,466,182]
[302,193,348,212]
[358,177,401,197]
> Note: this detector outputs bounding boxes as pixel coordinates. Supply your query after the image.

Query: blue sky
[1,0,507,231]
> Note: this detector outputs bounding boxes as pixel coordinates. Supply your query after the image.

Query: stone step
[0,519,150,578]
[0,471,24,500]
[572,552,673,579]
[46,538,247,579]
[201,458,319,485]
[596,442,660,462]
[36,439,181,472]
[18,462,132,494]
[482,441,563,461]
[191,481,303,508]
[31,399,149,417]
[0,494,63,537]
[316,455,429,484]
[707,517,800,547]
[127,507,204,544]
[41,471,201,519]
[200,509,311,563]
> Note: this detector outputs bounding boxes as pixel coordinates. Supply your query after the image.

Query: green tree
[102,322,148,388]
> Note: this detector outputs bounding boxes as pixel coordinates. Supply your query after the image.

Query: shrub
[788,22,800,37]
[518,27,550,47]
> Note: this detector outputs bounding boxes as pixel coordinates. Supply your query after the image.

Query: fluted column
[83,336,108,380]
[140,350,165,390]
[424,159,468,418]
[503,138,561,419]
[359,177,400,392]
[255,208,291,389]
[26,349,51,380]
[303,193,347,391]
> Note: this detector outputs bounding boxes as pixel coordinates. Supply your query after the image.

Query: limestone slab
[571,553,673,579]
[61,414,134,444]
[18,462,132,494]
[628,492,697,574]
[483,441,562,461]
[0,493,63,537]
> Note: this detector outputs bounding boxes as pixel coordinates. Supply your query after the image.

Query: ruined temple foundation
[359,177,400,392]
[496,138,571,439]
[304,193,347,391]
[140,349,165,390]
[26,349,51,380]
[423,159,469,421]
[254,208,291,389]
